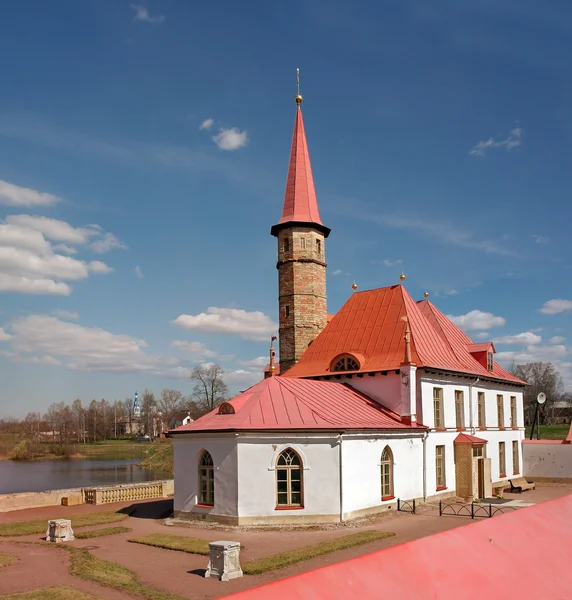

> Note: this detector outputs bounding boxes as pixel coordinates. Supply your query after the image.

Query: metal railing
[439,501,517,519]
[397,498,416,514]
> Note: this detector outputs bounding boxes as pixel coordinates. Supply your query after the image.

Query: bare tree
[141,389,156,436]
[159,389,184,429]
[513,362,563,425]
[190,364,229,413]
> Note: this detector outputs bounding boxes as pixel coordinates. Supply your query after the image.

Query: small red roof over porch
[454,433,488,445]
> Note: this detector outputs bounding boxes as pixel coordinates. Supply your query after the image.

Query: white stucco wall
[237,434,340,518]
[523,442,572,479]
[418,373,523,431]
[173,433,238,517]
[342,434,425,514]
[338,373,401,414]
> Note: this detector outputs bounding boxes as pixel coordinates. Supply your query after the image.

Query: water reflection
[0,459,170,494]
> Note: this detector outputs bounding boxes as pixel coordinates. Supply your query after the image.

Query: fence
[83,480,173,504]
[439,501,517,519]
[397,498,416,514]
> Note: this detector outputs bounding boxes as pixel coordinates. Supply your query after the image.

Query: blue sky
[0,0,571,416]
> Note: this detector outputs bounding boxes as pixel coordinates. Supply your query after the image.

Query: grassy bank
[525,424,570,440]
[140,441,173,476]
[0,436,159,462]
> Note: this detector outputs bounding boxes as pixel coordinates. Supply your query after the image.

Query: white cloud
[131,4,165,23]
[134,265,144,279]
[493,332,542,345]
[90,232,127,254]
[496,343,572,391]
[52,244,78,255]
[0,179,60,207]
[88,260,114,274]
[173,307,277,342]
[447,310,506,331]
[171,340,235,361]
[6,215,97,244]
[7,314,182,376]
[238,356,268,370]
[0,275,71,295]
[444,289,459,296]
[212,128,248,151]
[549,336,566,344]
[52,310,79,321]
[332,269,343,275]
[532,235,550,244]
[378,259,403,267]
[0,327,12,341]
[470,127,524,157]
[4,352,61,365]
[0,216,116,295]
[199,118,214,130]
[540,299,572,315]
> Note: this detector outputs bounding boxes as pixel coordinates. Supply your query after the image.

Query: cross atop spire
[271,70,330,238]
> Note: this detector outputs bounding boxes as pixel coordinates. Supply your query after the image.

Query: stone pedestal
[46,519,74,543]
[205,540,243,581]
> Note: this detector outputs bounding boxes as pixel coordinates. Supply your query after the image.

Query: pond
[0,459,170,494]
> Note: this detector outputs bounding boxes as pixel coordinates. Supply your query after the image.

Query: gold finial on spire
[399,272,406,282]
[295,68,303,108]
[351,281,358,291]
[423,291,429,298]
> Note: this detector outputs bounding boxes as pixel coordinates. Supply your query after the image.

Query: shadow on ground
[123,499,173,519]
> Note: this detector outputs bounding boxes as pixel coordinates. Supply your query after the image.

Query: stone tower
[271,84,330,374]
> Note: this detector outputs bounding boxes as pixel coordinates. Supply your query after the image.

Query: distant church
[171,80,526,525]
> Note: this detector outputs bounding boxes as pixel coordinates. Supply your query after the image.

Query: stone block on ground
[46,519,75,543]
[205,540,243,581]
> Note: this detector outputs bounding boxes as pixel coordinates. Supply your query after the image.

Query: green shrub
[9,440,33,461]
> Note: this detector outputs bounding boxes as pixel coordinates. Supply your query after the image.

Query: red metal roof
[454,433,488,444]
[270,107,330,237]
[285,285,524,385]
[171,376,425,434]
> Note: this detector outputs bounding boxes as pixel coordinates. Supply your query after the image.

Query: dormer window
[487,352,494,371]
[218,402,235,415]
[331,354,360,372]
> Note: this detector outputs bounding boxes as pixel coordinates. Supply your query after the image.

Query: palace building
[170,81,526,525]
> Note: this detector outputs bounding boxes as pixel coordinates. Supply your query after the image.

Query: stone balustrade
[83,480,174,505]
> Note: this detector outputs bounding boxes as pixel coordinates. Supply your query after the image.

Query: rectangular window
[282,237,290,253]
[316,239,322,254]
[497,395,505,429]
[283,305,290,319]
[478,392,486,429]
[510,396,517,427]
[455,390,464,429]
[433,388,443,428]
[499,442,506,477]
[300,237,306,250]
[487,352,494,371]
[512,440,519,474]
[473,446,484,458]
[436,446,446,489]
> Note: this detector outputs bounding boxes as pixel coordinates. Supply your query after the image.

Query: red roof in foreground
[285,285,524,385]
[270,107,330,237]
[454,433,488,444]
[171,377,425,434]
[221,495,572,600]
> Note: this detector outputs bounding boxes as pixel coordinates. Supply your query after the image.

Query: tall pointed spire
[271,70,330,238]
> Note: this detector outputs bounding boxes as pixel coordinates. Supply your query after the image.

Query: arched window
[331,354,360,372]
[276,448,303,507]
[380,446,394,500]
[198,450,214,506]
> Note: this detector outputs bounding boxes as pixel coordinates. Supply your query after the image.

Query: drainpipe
[338,434,344,523]
[469,378,480,434]
[422,430,428,501]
